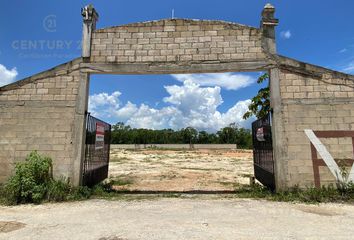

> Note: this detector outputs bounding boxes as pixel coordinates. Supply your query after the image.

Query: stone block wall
[278,60,354,187]
[0,59,84,183]
[90,19,266,64]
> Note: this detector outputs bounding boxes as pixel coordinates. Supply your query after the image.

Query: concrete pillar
[72,72,90,186]
[260,3,278,54]
[269,68,288,191]
[81,4,99,58]
[260,4,287,190]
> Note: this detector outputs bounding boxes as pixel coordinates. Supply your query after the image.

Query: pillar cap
[81,4,99,22]
[264,3,275,9]
[262,3,278,26]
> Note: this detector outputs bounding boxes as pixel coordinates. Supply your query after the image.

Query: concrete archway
[1,4,353,189]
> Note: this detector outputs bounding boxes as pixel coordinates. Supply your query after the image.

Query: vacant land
[109,149,253,191]
[1,198,354,240]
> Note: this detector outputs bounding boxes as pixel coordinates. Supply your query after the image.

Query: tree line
[110,122,252,149]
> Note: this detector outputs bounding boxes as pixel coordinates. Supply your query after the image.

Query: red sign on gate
[95,122,105,150]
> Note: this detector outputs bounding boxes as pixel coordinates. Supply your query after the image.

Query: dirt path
[109,149,253,191]
[1,198,353,240]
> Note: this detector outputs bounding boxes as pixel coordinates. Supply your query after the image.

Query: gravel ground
[1,197,354,240]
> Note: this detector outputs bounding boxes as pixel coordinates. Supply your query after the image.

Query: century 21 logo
[43,15,57,32]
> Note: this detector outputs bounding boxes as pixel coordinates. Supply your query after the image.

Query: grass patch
[88,178,354,204]
[233,184,354,204]
[90,180,160,201]
[0,184,6,205]
[111,176,134,186]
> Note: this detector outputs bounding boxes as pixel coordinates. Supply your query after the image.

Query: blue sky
[1,1,354,131]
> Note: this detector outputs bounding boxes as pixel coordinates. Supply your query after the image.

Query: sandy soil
[1,198,354,240]
[109,149,253,191]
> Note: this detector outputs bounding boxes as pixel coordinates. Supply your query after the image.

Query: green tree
[234,127,252,149]
[109,122,252,148]
[243,73,271,120]
[180,127,198,144]
[198,131,211,144]
[217,126,237,144]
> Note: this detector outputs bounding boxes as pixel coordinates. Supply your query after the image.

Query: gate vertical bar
[252,113,275,190]
[82,113,111,186]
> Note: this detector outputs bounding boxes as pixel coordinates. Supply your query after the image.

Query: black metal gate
[82,113,111,186]
[252,113,275,190]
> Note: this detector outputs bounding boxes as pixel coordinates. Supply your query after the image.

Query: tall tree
[243,73,271,120]
[180,127,198,144]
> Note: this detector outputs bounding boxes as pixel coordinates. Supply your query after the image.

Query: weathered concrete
[81,5,99,58]
[80,59,275,75]
[71,72,90,186]
[270,68,288,190]
[261,3,278,54]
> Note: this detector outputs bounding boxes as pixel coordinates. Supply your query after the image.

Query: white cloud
[125,105,183,130]
[0,64,18,87]
[339,48,347,53]
[88,91,121,118]
[171,73,255,90]
[115,101,138,121]
[88,81,254,132]
[221,99,253,127]
[163,80,222,114]
[280,30,292,39]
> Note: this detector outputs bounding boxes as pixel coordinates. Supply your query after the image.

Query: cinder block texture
[277,58,354,188]
[0,58,83,183]
[90,19,266,63]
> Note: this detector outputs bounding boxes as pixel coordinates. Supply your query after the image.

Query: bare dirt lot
[1,198,354,240]
[109,149,253,191]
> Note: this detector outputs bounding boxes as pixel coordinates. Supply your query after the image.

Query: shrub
[3,151,91,205]
[0,184,6,204]
[4,151,53,204]
[47,178,91,202]
[67,186,92,201]
[91,179,114,197]
[47,177,71,202]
